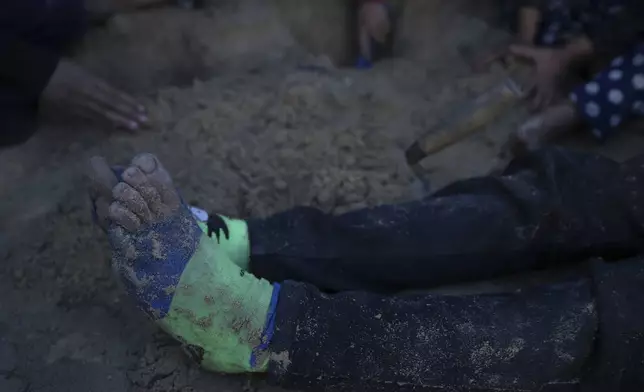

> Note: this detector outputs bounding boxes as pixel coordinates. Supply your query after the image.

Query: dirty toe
[88,156,119,198]
[131,153,181,213]
[88,156,119,229]
[109,201,142,232]
[121,166,167,217]
[112,182,153,223]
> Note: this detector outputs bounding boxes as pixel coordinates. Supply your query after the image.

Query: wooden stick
[406,76,525,166]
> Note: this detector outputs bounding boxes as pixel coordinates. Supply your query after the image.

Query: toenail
[136,154,157,173]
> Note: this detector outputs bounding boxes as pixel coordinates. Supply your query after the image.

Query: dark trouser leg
[266,258,644,392]
[249,148,644,293]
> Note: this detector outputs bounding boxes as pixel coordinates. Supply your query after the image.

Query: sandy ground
[2,1,644,391]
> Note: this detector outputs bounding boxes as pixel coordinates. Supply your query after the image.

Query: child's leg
[90,150,643,296]
[92,154,644,390]
[356,2,391,67]
[249,149,641,293]
[267,258,644,391]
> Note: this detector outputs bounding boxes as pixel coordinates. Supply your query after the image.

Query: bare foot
[88,153,273,374]
[89,153,199,316]
[89,153,182,228]
[110,153,181,228]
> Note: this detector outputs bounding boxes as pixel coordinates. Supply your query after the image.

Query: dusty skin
[2,1,644,391]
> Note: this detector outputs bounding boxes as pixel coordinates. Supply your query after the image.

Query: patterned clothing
[534,0,644,139]
[536,0,628,46]
[571,43,644,139]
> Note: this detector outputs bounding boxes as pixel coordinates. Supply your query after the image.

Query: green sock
[159,227,273,373]
[197,214,250,270]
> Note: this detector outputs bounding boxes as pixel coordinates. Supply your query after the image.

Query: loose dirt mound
[2,1,644,391]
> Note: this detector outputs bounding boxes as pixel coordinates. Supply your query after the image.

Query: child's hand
[43,60,149,130]
[509,45,568,110]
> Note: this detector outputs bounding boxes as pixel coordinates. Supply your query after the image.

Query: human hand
[43,60,148,131]
[509,45,568,111]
